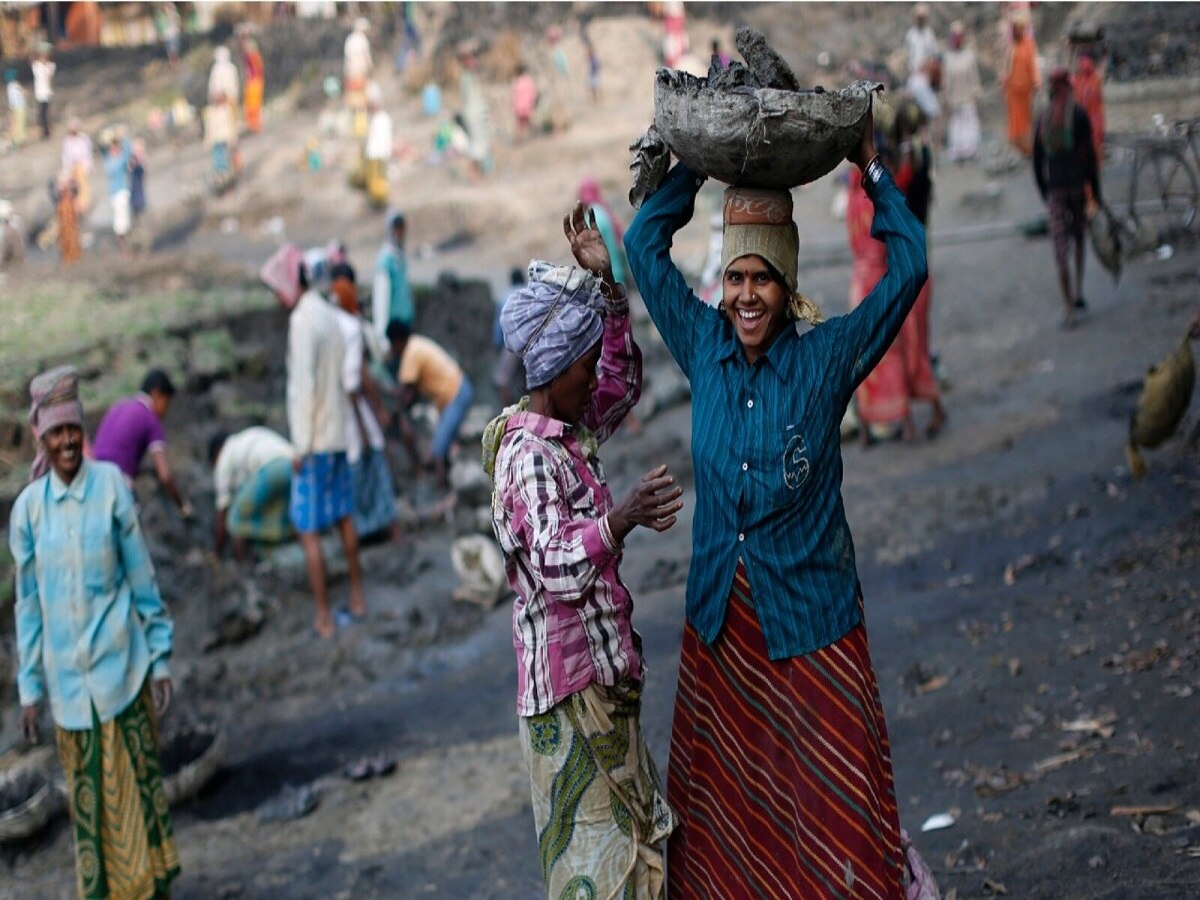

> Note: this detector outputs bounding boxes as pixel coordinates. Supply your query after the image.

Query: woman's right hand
[606,464,684,543]
[564,202,615,284]
[19,704,39,745]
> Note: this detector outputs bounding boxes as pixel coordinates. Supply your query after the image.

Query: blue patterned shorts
[289,451,353,534]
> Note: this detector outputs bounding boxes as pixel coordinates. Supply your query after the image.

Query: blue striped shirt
[10,460,173,729]
[625,163,927,659]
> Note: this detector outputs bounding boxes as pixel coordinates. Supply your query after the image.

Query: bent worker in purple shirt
[92,368,193,517]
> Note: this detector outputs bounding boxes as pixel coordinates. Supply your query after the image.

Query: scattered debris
[256,784,318,823]
[1061,714,1117,740]
[1033,749,1091,774]
[1110,804,1180,817]
[344,753,396,782]
[921,812,957,832]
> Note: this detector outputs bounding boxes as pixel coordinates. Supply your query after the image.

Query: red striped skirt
[667,563,903,899]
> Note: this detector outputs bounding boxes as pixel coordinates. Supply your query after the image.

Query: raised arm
[829,165,928,404]
[563,204,643,442]
[583,288,642,443]
[624,164,711,380]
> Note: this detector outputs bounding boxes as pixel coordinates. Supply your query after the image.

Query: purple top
[92,394,167,480]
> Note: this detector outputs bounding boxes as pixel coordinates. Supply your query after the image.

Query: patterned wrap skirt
[228,457,294,544]
[289,451,353,534]
[668,563,903,899]
[55,683,179,900]
[520,681,676,900]
[350,448,398,538]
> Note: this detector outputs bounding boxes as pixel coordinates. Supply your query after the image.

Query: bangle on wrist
[864,153,886,187]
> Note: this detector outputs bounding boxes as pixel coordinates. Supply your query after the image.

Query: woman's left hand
[564,202,614,283]
[846,95,879,171]
[152,678,173,716]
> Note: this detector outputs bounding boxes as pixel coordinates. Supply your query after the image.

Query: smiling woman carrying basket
[626,100,930,896]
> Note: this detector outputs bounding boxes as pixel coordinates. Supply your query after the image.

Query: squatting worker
[12,365,179,899]
[210,426,296,562]
[484,205,684,899]
[625,104,928,898]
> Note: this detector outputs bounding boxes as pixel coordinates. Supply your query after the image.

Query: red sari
[846,168,939,429]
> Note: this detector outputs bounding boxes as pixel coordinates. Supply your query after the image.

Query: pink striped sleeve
[583,299,642,443]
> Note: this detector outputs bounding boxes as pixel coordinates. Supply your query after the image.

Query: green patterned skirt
[520,681,675,900]
[55,683,180,900]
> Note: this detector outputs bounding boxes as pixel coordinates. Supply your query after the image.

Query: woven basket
[0,769,59,843]
[163,723,227,807]
[654,74,877,189]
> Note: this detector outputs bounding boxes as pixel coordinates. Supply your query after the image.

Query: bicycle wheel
[1128,145,1199,240]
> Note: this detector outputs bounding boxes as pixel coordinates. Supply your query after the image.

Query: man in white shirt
[343,16,373,135]
[31,44,55,140]
[905,4,941,126]
[210,426,295,561]
[260,243,366,638]
[905,4,939,78]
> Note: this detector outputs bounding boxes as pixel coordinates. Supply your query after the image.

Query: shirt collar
[713,318,796,379]
[506,410,569,441]
[49,459,90,503]
[136,391,154,411]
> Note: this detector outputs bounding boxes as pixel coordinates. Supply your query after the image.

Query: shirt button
[738,533,745,542]
[747,399,754,409]
[742,462,749,471]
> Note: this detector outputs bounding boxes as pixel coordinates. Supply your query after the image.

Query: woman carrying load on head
[12,366,179,900]
[625,105,927,898]
[485,206,684,899]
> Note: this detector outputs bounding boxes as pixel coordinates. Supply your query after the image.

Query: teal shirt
[375,241,414,328]
[10,460,173,728]
[625,164,927,659]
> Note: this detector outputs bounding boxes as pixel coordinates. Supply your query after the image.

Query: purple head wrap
[501,262,604,389]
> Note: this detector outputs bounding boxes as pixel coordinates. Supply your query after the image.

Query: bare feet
[926,403,947,439]
[901,418,918,443]
[348,585,367,619]
[313,613,336,639]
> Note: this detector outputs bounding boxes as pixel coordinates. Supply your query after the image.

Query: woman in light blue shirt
[12,365,179,899]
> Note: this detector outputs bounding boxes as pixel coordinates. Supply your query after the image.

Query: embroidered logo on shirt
[782,432,811,490]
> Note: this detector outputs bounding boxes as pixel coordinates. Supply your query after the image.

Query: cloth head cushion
[29,365,83,434]
[721,186,799,291]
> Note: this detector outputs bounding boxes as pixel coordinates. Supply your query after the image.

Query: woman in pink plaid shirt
[485,204,683,899]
